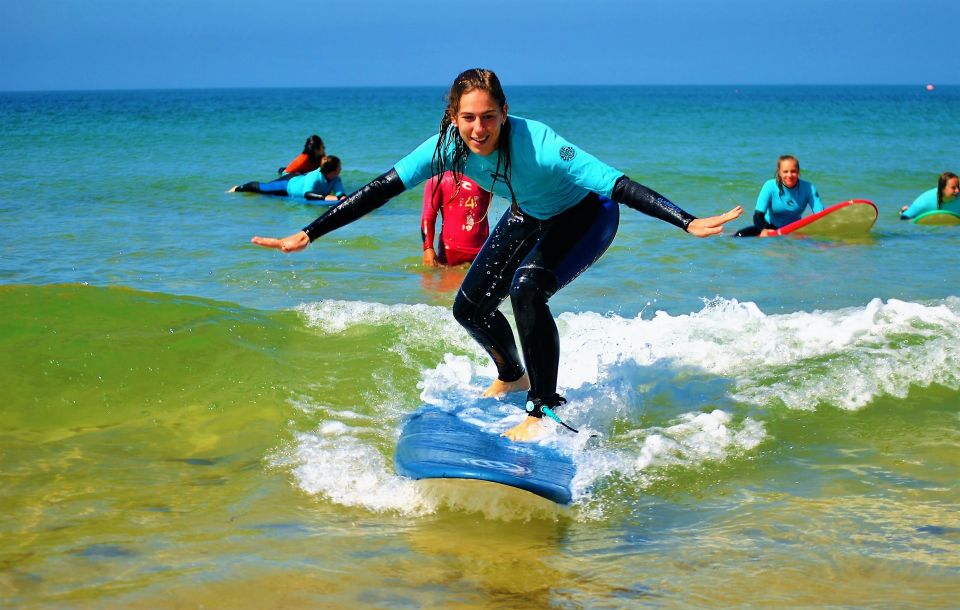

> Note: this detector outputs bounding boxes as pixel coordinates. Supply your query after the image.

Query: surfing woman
[280,134,327,176]
[252,68,742,441]
[899,171,959,219]
[230,155,346,202]
[734,155,823,237]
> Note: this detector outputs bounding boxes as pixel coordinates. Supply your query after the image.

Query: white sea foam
[631,409,765,469]
[284,429,432,514]
[552,295,960,410]
[285,295,960,514]
[570,409,765,504]
[296,299,479,353]
[279,415,567,520]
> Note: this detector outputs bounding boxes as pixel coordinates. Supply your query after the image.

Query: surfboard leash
[542,406,579,434]
[525,398,579,434]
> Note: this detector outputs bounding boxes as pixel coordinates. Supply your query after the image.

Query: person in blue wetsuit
[252,68,742,441]
[734,155,823,237]
[229,156,347,202]
[899,172,959,219]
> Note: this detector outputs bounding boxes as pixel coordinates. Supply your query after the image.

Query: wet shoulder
[509,116,574,170]
[758,178,778,196]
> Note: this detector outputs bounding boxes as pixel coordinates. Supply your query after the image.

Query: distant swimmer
[734,155,823,237]
[250,68,741,442]
[422,171,492,267]
[229,155,347,202]
[279,135,326,176]
[899,172,959,219]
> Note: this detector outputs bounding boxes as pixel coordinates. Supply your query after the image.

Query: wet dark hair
[303,135,326,161]
[775,154,800,195]
[321,155,340,175]
[937,171,958,207]
[432,69,513,203]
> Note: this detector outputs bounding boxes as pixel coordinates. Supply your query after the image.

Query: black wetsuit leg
[234,181,262,193]
[235,178,290,196]
[453,204,541,384]
[453,194,619,402]
[511,195,619,402]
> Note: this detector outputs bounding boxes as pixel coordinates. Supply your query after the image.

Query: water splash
[285,296,960,515]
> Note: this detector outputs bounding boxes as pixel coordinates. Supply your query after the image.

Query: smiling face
[943,176,960,202]
[452,89,507,157]
[777,158,800,189]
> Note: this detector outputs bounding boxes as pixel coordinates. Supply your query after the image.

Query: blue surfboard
[395,408,575,504]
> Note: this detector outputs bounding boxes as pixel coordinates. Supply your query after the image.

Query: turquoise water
[1,86,959,608]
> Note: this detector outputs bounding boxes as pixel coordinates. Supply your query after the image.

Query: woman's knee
[452,291,479,326]
[510,266,558,307]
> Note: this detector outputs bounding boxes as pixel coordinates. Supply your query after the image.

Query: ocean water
[1,85,959,608]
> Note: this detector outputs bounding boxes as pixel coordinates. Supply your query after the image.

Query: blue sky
[2,0,957,90]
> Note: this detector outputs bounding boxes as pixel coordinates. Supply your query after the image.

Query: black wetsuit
[301,168,695,414]
[453,193,618,405]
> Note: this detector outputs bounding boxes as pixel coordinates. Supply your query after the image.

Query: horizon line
[1,82,954,94]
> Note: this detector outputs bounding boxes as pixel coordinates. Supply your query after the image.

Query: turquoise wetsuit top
[755,178,824,227]
[394,116,624,220]
[900,187,959,219]
[286,169,345,199]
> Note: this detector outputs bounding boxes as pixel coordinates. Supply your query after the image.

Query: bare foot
[227,186,239,193]
[481,373,530,398]
[502,416,545,442]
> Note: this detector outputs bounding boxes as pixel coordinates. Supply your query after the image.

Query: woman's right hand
[422,247,439,267]
[251,231,310,253]
[686,205,743,237]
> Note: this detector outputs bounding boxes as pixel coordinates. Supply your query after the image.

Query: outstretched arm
[611,176,742,236]
[250,231,311,253]
[251,169,407,253]
[686,206,744,237]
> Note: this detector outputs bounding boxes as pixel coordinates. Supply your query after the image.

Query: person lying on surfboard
[734,155,823,237]
[899,171,959,219]
[228,155,347,202]
[251,68,742,441]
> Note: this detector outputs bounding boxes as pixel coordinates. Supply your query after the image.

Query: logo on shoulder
[559,146,576,162]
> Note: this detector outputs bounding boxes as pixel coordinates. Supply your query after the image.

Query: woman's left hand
[687,206,743,237]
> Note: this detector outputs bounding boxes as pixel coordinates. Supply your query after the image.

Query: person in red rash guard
[421,171,492,266]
